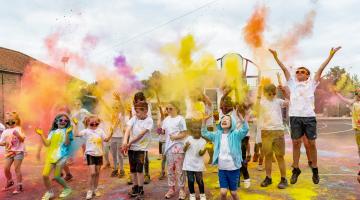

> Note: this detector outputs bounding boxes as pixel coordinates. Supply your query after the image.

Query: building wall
[0,71,22,122]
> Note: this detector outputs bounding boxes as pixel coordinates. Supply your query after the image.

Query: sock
[312,167,318,174]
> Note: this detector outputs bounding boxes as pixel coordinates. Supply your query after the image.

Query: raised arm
[234,121,249,140]
[201,119,216,141]
[269,49,291,81]
[314,46,341,82]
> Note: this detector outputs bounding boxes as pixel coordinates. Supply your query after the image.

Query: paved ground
[0,119,359,200]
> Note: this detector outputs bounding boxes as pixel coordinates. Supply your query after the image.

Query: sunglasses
[89,123,99,127]
[57,119,69,123]
[166,107,173,111]
[296,70,308,75]
[267,92,276,96]
[6,120,16,125]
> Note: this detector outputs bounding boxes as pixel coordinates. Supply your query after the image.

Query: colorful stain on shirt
[46,128,73,163]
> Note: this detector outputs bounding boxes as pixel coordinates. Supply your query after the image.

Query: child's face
[5,115,17,128]
[88,118,100,130]
[264,90,276,100]
[57,116,69,129]
[192,130,201,139]
[135,107,147,119]
[220,115,231,130]
[166,104,178,116]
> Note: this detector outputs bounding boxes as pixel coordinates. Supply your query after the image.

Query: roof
[0,47,80,80]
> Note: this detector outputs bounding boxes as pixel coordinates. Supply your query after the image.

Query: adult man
[269,46,341,184]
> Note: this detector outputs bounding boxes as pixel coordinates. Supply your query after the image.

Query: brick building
[0,47,80,122]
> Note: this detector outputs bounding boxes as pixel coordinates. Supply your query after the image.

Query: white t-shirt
[78,128,107,156]
[182,136,207,172]
[259,98,286,130]
[0,126,25,153]
[112,113,125,138]
[162,115,187,154]
[287,77,319,117]
[218,134,237,170]
[127,116,153,151]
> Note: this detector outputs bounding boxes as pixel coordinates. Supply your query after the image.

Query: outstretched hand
[35,128,44,135]
[330,46,341,56]
[66,126,73,134]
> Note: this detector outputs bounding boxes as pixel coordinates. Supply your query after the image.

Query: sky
[0,0,359,82]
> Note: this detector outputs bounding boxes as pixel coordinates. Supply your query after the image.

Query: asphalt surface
[0,119,359,200]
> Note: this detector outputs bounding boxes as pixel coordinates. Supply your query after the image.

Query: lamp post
[61,56,70,72]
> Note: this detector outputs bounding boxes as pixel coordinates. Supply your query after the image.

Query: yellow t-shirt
[352,102,360,130]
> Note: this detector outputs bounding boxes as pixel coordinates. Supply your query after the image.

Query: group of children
[1,45,359,199]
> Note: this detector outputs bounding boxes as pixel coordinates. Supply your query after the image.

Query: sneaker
[200,193,207,200]
[178,189,186,200]
[94,188,101,197]
[244,179,251,189]
[64,173,73,181]
[144,174,151,184]
[164,188,175,199]
[257,164,264,171]
[136,188,144,200]
[290,168,301,184]
[118,170,125,178]
[128,185,139,197]
[189,193,196,200]
[59,188,72,198]
[159,171,166,180]
[3,180,14,191]
[312,167,320,184]
[42,191,55,200]
[86,190,93,200]
[278,178,288,189]
[111,170,119,177]
[12,184,23,194]
[127,176,133,185]
[260,177,272,187]
[252,153,259,162]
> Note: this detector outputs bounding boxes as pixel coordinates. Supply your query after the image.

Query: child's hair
[50,113,71,131]
[186,119,202,133]
[5,111,21,126]
[83,115,101,128]
[263,83,277,94]
[133,92,146,103]
[297,67,310,75]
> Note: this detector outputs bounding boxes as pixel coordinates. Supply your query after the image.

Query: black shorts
[159,142,165,154]
[290,117,317,140]
[128,150,145,173]
[86,154,103,166]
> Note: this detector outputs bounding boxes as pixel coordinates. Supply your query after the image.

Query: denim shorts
[218,169,240,191]
[6,152,24,160]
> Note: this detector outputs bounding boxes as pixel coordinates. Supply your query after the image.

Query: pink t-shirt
[0,127,25,155]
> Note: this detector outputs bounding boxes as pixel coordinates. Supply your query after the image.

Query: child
[35,113,73,200]
[122,101,153,199]
[336,89,360,162]
[0,112,25,194]
[129,92,152,185]
[202,113,249,200]
[269,47,341,184]
[75,115,111,199]
[109,104,126,178]
[256,83,289,189]
[161,101,187,200]
[219,95,251,188]
[183,120,207,200]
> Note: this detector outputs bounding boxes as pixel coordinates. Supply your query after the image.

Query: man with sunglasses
[269,46,341,185]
